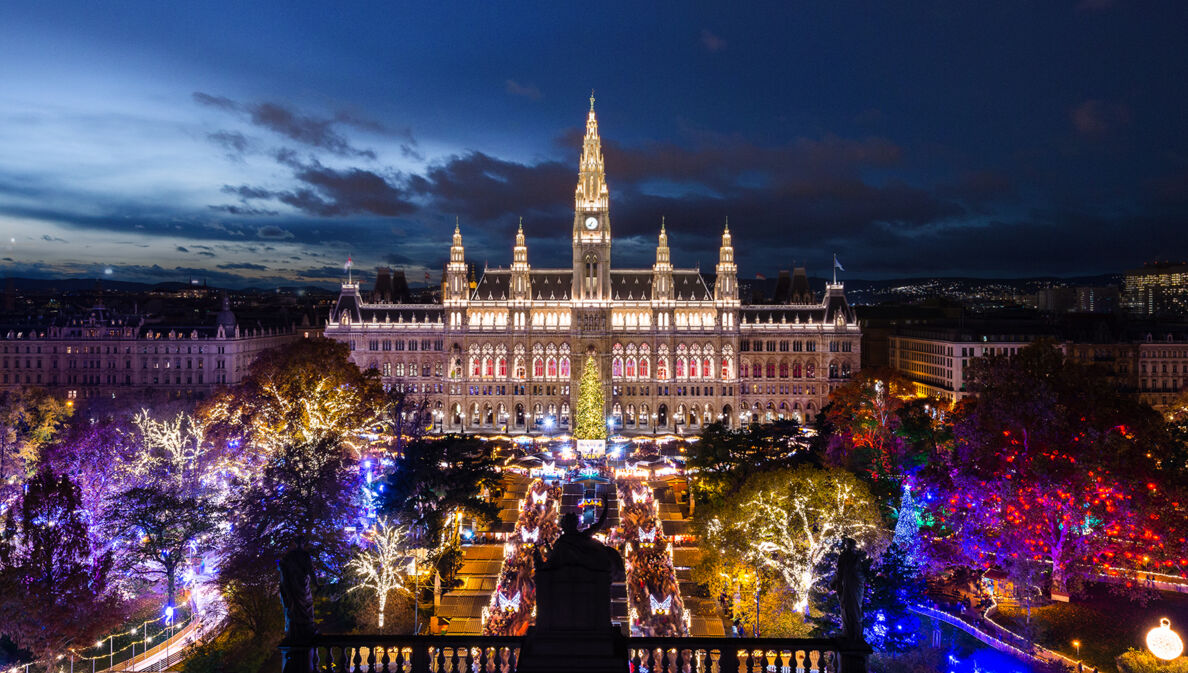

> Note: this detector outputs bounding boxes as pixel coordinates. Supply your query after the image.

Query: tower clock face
[584,216,598,230]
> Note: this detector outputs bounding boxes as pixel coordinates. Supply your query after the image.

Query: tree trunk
[377,592,386,628]
[166,562,177,610]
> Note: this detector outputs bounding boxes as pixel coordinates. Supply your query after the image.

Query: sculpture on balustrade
[278,536,321,640]
[832,537,867,642]
[518,500,628,673]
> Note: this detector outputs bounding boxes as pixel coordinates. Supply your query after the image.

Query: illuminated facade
[0,298,310,401]
[325,98,861,434]
[1125,263,1188,318]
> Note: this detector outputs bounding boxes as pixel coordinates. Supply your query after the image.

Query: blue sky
[2,1,1186,288]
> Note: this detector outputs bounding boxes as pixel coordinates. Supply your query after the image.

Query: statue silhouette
[278,536,320,639]
[832,537,866,642]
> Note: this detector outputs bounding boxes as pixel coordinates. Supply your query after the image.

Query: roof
[470,268,712,302]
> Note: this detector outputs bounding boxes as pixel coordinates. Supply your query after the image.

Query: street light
[1072,640,1081,660]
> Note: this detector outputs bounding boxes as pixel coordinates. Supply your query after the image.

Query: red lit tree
[925,342,1181,591]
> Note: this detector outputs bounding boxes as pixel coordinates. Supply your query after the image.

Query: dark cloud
[256,225,294,240]
[176,246,189,252]
[41,234,68,243]
[505,80,542,100]
[209,204,279,216]
[208,130,249,155]
[1070,99,1130,135]
[700,29,726,52]
[193,92,395,159]
[217,262,268,270]
[408,152,571,221]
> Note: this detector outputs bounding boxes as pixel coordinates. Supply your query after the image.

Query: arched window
[639,356,650,378]
[547,357,558,378]
[657,356,669,380]
[560,356,570,378]
[676,357,686,379]
[806,362,815,379]
[740,362,749,378]
[721,357,731,379]
[533,357,544,378]
[612,357,623,378]
[766,362,776,378]
[471,357,481,377]
[497,356,507,378]
[793,362,802,378]
[779,362,789,378]
[702,357,712,378]
[626,404,636,425]
[625,357,636,378]
[514,356,526,379]
[484,356,494,378]
[841,362,852,378]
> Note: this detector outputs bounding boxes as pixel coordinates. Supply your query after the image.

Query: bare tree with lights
[348,518,414,628]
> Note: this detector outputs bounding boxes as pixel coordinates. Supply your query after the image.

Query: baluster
[808,650,819,673]
[353,647,363,673]
[380,647,390,673]
[464,646,475,673]
[795,650,805,673]
[506,646,518,673]
[366,646,376,673]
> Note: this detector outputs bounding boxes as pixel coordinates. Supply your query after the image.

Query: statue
[537,502,623,578]
[278,536,320,640]
[519,500,627,673]
[831,537,866,642]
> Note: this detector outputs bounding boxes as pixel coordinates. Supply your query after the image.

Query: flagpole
[833,253,837,285]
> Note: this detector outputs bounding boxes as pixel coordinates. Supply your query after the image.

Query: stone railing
[280,635,870,673]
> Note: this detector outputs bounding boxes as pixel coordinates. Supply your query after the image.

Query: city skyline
[2,2,1188,289]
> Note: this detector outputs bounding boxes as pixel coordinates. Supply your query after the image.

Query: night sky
[2,1,1187,288]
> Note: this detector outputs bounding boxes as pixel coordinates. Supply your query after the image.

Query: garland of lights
[614,479,688,637]
[482,478,561,636]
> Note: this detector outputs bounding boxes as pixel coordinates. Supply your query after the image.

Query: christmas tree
[574,355,607,440]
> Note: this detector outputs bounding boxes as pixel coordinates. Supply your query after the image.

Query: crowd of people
[614,479,688,637]
[483,478,562,636]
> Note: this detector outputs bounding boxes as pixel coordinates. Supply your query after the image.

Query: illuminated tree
[131,409,209,487]
[0,470,122,668]
[0,388,73,485]
[201,337,385,460]
[702,466,885,616]
[104,486,221,610]
[573,354,606,440]
[925,342,1178,591]
[348,518,413,628]
[824,368,928,493]
[380,434,498,544]
[690,422,812,510]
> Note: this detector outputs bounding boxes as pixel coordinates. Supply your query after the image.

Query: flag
[344,255,353,272]
[755,273,766,280]
[833,255,844,272]
[425,271,431,284]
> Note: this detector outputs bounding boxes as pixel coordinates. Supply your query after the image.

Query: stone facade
[324,99,861,434]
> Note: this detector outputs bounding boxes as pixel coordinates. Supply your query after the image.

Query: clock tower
[573,93,612,302]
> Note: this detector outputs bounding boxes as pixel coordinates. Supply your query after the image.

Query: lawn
[994,584,1188,671]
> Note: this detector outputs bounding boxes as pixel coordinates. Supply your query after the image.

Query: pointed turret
[652,217,673,302]
[445,218,469,306]
[575,92,608,211]
[715,218,738,302]
[511,217,532,301]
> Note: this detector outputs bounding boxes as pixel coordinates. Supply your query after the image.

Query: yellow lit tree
[573,355,606,440]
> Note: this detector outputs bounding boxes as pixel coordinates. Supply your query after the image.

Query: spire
[513,217,528,266]
[575,94,608,211]
[716,217,737,302]
[654,218,672,271]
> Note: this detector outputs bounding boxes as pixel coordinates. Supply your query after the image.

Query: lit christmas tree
[574,355,607,440]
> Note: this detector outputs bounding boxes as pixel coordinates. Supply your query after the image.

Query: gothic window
[612,357,623,378]
[740,362,749,378]
[779,362,789,378]
[702,357,712,378]
[676,357,686,379]
[625,357,636,378]
[806,362,816,379]
[484,356,494,378]
[515,356,526,379]
[498,356,507,378]
[547,357,558,379]
[560,356,570,378]
[639,357,650,378]
[766,362,776,378]
[793,362,802,378]
[471,357,481,377]
[657,357,669,380]
[829,362,839,379]
[721,357,732,379]
[841,362,852,378]
[534,357,544,378]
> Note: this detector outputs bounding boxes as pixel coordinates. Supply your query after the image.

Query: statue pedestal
[516,565,627,673]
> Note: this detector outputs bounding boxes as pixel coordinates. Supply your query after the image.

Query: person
[278,536,320,639]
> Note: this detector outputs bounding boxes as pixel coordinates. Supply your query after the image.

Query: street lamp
[1072,640,1081,660]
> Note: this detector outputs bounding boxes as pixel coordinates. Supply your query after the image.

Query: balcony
[281,634,869,673]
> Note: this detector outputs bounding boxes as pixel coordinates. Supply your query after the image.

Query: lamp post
[1072,640,1081,660]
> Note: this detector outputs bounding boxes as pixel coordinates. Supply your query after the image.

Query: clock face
[584,216,598,230]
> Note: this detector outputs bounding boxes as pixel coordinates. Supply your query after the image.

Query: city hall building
[324,99,861,435]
